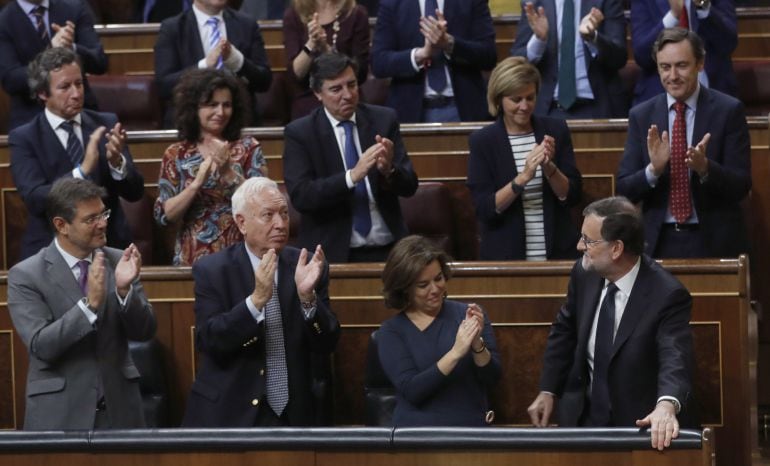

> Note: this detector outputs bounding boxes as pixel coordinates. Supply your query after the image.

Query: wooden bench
[0,258,752,466]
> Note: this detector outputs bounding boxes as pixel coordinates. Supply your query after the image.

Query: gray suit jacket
[7,242,156,430]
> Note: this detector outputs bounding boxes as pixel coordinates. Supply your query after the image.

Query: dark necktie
[669,101,692,223]
[339,121,372,237]
[679,5,689,29]
[60,120,84,167]
[424,0,447,93]
[32,6,49,43]
[77,260,89,295]
[558,0,577,109]
[265,281,289,416]
[589,282,619,426]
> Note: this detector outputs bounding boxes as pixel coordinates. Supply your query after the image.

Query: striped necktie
[206,17,224,70]
[60,120,84,167]
[32,6,49,43]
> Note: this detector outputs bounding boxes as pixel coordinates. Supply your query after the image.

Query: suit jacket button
[252,398,259,406]
[259,369,265,376]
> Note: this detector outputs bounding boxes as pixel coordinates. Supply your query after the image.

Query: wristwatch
[693,0,710,9]
[511,180,525,195]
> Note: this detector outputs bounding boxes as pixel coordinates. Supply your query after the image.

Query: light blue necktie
[206,17,224,70]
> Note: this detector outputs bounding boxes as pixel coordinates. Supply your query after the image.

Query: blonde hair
[293,0,356,24]
[486,56,541,117]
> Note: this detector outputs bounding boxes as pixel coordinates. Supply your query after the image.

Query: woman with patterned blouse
[154,69,267,265]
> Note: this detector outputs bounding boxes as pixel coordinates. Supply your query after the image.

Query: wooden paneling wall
[0,258,756,466]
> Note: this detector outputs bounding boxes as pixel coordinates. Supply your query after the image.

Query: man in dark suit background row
[153,0,272,127]
[0,0,107,130]
[617,27,750,259]
[510,0,628,119]
[9,46,144,262]
[283,52,418,263]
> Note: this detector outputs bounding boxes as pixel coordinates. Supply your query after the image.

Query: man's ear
[52,216,68,235]
[234,213,246,235]
[37,90,48,104]
[611,240,625,261]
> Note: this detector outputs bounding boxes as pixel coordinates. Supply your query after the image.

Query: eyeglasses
[81,209,111,226]
[579,234,606,248]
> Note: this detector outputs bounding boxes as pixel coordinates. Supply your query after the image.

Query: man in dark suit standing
[630,0,737,106]
[283,52,418,263]
[0,0,108,130]
[616,28,750,258]
[8,177,156,429]
[510,0,627,118]
[527,196,694,451]
[182,177,340,427]
[153,0,272,126]
[10,47,144,262]
[370,0,496,123]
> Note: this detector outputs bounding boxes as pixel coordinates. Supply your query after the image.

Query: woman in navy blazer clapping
[467,57,582,261]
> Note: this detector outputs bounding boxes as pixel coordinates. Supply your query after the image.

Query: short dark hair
[309,52,359,93]
[583,196,645,256]
[46,178,107,226]
[652,27,705,64]
[173,68,249,142]
[27,47,81,102]
[382,235,452,311]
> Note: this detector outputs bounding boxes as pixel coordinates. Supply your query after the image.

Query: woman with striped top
[467,57,582,260]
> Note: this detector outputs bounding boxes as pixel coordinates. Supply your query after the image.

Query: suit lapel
[12,1,46,48]
[277,249,296,330]
[493,119,518,181]
[235,243,256,302]
[36,115,71,175]
[222,9,242,49]
[611,259,651,357]
[545,0,558,54]
[355,107,378,194]
[43,242,85,316]
[577,272,604,353]
[79,111,104,184]
[406,0,422,46]
[692,87,710,154]
[183,9,205,60]
[314,110,346,176]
